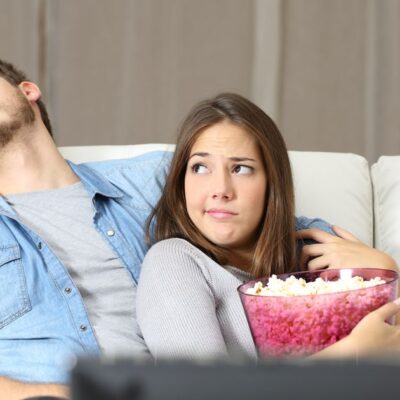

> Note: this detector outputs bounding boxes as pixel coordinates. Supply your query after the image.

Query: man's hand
[297,225,397,271]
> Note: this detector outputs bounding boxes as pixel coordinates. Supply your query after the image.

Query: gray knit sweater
[136,238,258,361]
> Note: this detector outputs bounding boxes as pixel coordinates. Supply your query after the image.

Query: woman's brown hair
[147,93,297,278]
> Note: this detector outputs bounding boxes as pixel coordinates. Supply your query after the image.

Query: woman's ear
[18,81,42,102]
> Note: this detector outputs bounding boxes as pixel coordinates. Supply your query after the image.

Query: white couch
[59,145,400,266]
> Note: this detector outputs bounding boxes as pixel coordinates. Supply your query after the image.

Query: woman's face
[184,121,267,255]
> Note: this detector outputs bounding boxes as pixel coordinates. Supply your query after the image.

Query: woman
[137,93,398,361]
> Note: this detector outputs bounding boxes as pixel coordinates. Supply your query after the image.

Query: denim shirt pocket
[0,245,32,329]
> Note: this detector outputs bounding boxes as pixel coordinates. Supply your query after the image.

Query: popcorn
[246,274,386,297]
[239,269,398,358]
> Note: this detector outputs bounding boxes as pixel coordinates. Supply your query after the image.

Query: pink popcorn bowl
[238,268,398,358]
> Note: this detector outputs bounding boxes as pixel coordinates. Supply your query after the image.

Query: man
[0,59,169,399]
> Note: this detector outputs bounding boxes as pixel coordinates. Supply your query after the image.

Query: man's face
[0,77,35,148]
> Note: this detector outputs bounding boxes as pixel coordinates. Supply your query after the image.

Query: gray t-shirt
[137,238,258,361]
[6,182,147,356]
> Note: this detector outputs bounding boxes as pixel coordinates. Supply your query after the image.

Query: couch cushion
[59,144,175,163]
[371,156,400,265]
[290,151,373,246]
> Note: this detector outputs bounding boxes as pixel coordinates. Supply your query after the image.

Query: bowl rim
[237,267,399,298]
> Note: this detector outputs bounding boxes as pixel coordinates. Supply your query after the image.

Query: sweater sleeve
[136,239,229,361]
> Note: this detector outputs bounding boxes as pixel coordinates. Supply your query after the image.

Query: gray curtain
[0,0,399,162]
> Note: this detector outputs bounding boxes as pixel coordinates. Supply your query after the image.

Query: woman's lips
[206,209,238,220]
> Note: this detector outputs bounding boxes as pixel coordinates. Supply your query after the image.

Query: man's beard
[0,89,35,148]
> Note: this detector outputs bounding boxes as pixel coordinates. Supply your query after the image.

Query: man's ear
[18,81,42,103]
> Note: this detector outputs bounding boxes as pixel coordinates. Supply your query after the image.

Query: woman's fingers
[372,300,400,322]
[297,226,361,244]
[301,243,326,257]
[299,243,326,269]
[296,228,336,243]
[331,225,360,242]
[297,227,370,271]
[306,255,331,271]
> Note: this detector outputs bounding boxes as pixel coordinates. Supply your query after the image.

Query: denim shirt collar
[0,161,123,217]
[0,197,15,217]
[67,160,123,199]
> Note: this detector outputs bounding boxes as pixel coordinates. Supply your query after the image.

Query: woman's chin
[206,234,240,249]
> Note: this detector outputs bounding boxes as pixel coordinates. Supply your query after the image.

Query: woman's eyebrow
[189,153,257,162]
[228,157,256,162]
[189,152,210,159]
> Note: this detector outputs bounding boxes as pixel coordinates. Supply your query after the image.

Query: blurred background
[0,0,399,162]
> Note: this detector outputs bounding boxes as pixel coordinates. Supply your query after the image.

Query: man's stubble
[0,88,35,148]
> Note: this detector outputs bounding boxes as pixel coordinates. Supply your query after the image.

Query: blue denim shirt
[0,150,333,384]
[0,151,171,383]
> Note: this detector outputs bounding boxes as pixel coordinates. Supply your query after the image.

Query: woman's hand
[313,300,400,359]
[348,300,400,356]
[296,225,397,271]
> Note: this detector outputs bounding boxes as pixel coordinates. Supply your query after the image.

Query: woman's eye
[232,165,253,175]
[191,163,209,174]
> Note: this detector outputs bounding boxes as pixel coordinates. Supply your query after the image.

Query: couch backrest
[290,151,372,246]
[59,145,373,247]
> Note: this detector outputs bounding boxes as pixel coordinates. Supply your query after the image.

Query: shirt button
[64,287,72,294]
[106,229,115,237]
[37,242,42,250]
[80,324,87,332]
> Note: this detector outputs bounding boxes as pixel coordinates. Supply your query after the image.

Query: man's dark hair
[0,59,53,136]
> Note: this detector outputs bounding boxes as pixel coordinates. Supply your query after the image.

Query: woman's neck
[226,249,253,273]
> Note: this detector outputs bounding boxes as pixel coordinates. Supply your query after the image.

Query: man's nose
[211,172,233,200]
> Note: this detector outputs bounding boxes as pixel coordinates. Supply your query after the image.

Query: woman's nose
[211,173,233,200]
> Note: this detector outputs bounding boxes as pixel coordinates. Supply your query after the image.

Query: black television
[71,357,400,400]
